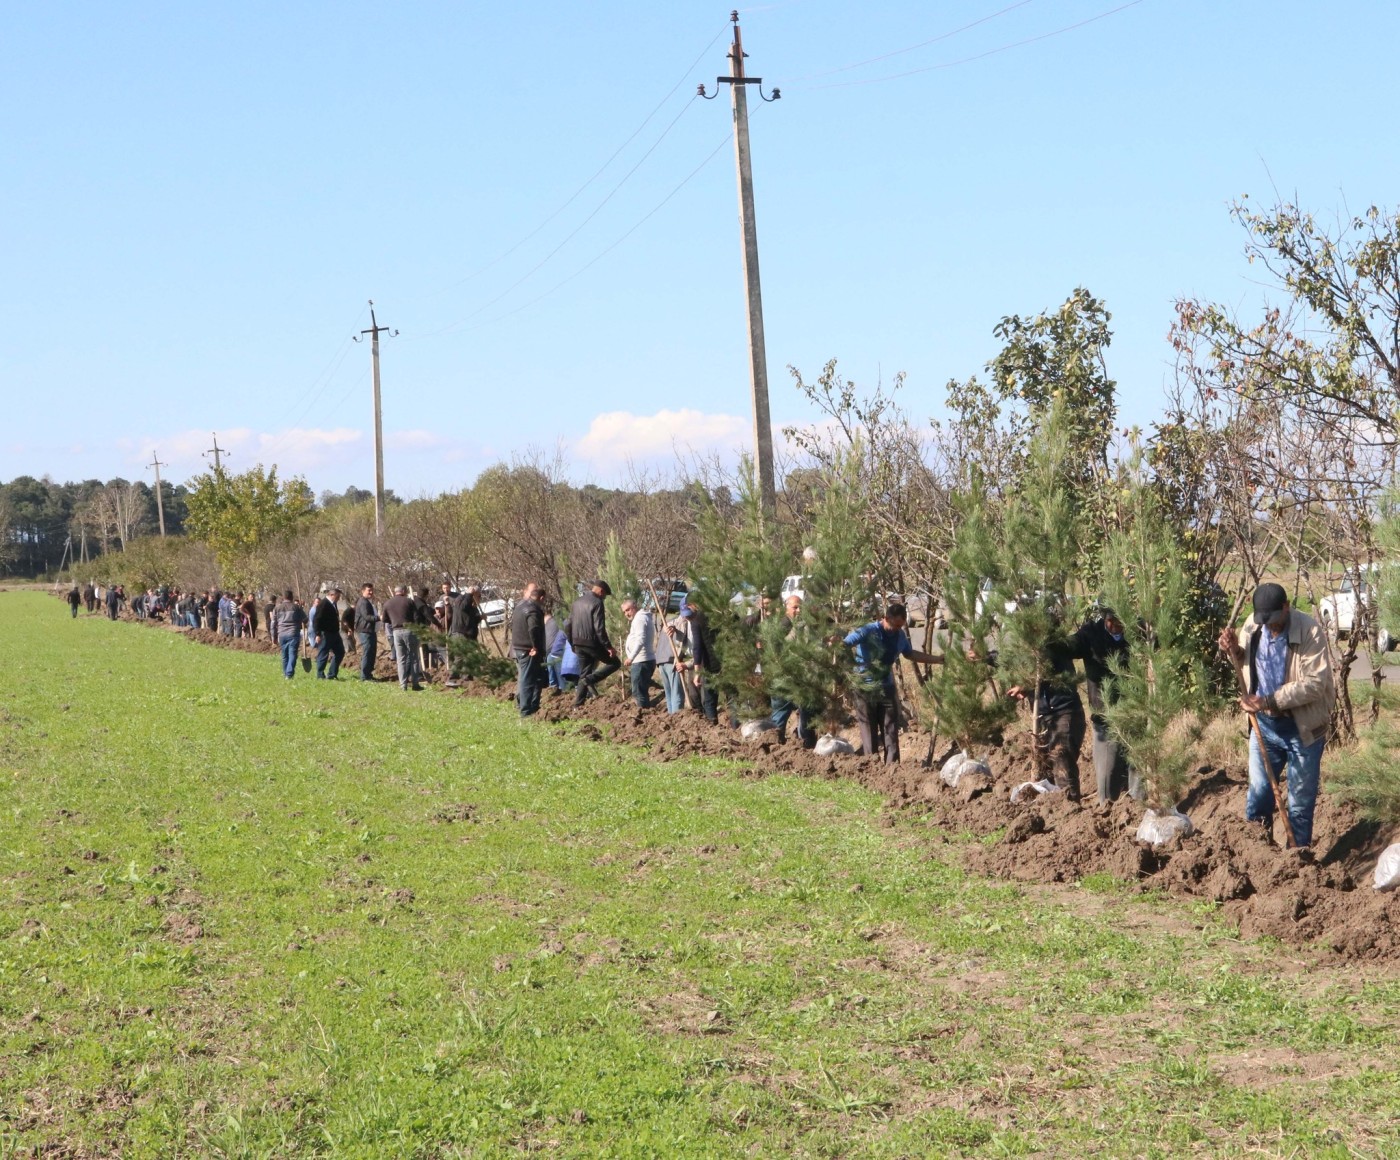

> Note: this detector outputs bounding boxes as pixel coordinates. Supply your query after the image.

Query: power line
[801,0,1148,91]
[259,337,359,461]
[781,0,1037,83]
[258,303,369,462]
[455,129,737,336]
[411,23,730,304]
[414,96,701,339]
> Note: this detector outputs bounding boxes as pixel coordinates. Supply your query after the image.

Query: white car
[780,574,806,602]
[1318,573,1393,651]
[478,585,510,628]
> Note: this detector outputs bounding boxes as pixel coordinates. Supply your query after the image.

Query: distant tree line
[0,476,190,576]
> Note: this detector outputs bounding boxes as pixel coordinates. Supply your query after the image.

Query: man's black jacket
[450,594,482,639]
[312,597,341,637]
[564,591,611,653]
[510,598,546,655]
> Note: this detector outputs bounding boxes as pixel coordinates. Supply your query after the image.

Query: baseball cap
[1252,582,1288,625]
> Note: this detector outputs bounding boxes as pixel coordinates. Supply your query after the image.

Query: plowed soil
[166,618,1400,960]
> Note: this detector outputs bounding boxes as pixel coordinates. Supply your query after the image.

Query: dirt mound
[183,627,278,655]
[166,623,1400,958]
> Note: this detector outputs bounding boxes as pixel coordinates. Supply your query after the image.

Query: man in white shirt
[621,598,657,709]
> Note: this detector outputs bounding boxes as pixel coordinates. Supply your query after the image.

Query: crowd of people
[64,576,1335,848]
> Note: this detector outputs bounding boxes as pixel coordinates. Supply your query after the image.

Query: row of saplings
[669,418,1399,892]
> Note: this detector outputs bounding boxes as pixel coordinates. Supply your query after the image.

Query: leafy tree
[185,465,315,589]
[1176,199,1400,439]
[944,288,1117,527]
[1098,465,1210,810]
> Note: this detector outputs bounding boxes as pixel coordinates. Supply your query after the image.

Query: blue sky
[5,0,1398,496]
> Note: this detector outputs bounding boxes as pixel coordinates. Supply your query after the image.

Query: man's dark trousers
[573,646,620,705]
[516,653,544,716]
[358,631,377,681]
[1041,701,1087,799]
[317,632,345,679]
[854,692,901,763]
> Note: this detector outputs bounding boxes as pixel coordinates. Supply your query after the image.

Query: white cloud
[573,408,749,467]
[118,426,364,481]
[384,429,447,451]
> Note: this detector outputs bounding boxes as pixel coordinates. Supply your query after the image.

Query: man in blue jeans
[353,583,379,681]
[510,582,547,716]
[271,590,308,680]
[621,598,657,709]
[770,595,818,748]
[311,588,345,679]
[1220,582,1336,848]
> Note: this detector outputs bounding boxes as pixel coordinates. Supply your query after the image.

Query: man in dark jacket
[383,585,423,691]
[272,589,308,680]
[510,582,548,716]
[340,600,357,654]
[1065,609,1142,803]
[311,588,345,680]
[680,593,723,724]
[66,585,81,617]
[353,583,379,681]
[564,580,620,706]
[1006,629,1087,800]
[451,587,483,641]
[82,583,96,612]
[105,584,121,620]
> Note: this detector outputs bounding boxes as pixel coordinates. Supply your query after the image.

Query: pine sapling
[690,461,791,718]
[1099,468,1209,811]
[921,473,1017,756]
[762,447,877,730]
[994,400,1086,768]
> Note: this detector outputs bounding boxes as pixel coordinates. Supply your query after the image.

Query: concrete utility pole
[203,433,229,473]
[702,11,781,519]
[355,300,397,537]
[148,452,167,538]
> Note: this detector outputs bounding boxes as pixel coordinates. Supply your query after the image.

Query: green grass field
[3,591,1400,1158]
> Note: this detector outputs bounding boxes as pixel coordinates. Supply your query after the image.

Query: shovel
[301,638,313,674]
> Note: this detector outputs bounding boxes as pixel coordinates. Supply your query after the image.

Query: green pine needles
[691,461,792,717]
[762,447,880,730]
[1099,464,1209,810]
[921,474,1017,754]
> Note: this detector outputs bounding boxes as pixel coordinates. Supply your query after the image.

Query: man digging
[1218,582,1335,848]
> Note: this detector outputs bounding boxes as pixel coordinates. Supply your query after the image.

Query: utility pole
[203,433,229,473]
[354,300,397,537]
[701,11,781,519]
[148,452,168,538]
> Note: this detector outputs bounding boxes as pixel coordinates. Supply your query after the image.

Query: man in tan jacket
[1218,582,1335,847]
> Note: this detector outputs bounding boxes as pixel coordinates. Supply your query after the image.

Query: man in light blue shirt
[843,603,942,764]
[1220,582,1336,847]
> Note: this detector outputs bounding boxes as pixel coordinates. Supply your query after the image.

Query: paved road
[1334,645,1400,685]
